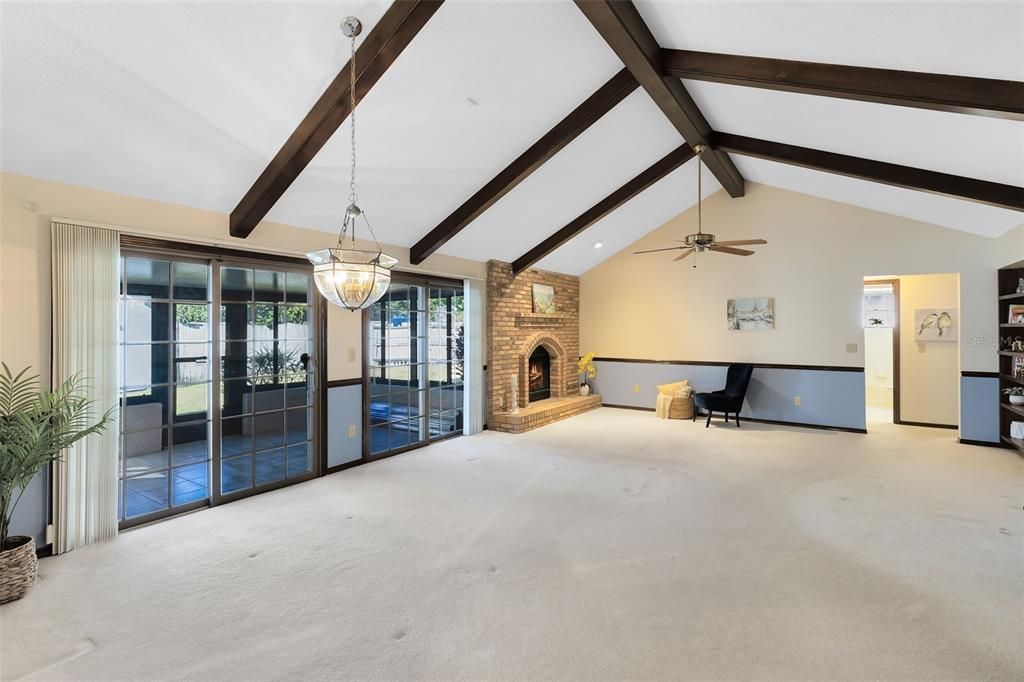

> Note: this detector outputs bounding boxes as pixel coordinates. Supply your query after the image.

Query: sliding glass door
[118,251,318,526]
[119,256,213,520]
[216,263,315,498]
[366,277,464,458]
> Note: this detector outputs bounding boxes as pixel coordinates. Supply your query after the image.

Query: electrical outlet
[347,348,356,362]
[794,396,802,407]
[918,343,926,353]
[633,384,641,393]
[846,343,858,353]
[347,425,357,438]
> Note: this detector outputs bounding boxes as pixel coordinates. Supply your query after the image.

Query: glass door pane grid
[218,266,314,496]
[369,285,422,455]
[118,256,212,522]
[368,280,464,456]
[428,286,464,440]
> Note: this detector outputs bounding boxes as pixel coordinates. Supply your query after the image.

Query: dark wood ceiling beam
[573,0,745,198]
[662,49,1024,121]
[229,0,444,239]
[408,68,638,264]
[511,144,695,275]
[713,132,1024,211]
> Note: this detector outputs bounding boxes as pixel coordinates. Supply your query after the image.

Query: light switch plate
[633,384,641,393]
[794,396,802,407]
[846,343,858,353]
[347,425,357,438]
[918,342,926,353]
[347,348,356,362]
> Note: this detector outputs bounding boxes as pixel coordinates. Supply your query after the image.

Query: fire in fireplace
[528,346,551,402]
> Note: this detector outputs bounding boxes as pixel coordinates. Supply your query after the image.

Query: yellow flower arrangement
[577,352,597,382]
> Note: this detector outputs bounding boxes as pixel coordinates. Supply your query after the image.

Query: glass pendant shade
[308,248,398,311]
[306,18,397,312]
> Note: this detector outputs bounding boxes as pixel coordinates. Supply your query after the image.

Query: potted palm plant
[1,364,113,603]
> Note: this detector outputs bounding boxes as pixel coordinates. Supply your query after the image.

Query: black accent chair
[693,364,754,428]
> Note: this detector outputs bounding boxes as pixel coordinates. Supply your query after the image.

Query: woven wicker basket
[668,395,694,420]
[0,535,38,604]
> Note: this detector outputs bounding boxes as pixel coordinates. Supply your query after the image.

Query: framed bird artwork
[914,308,958,342]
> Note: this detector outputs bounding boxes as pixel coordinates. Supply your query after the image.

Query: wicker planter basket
[0,535,37,604]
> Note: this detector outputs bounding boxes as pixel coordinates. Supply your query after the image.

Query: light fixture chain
[348,30,358,207]
[697,146,702,236]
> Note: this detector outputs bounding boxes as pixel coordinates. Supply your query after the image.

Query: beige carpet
[2,408,1022,680]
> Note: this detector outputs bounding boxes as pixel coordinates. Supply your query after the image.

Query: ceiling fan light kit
[634,144,766,267]
[308,16,398,311]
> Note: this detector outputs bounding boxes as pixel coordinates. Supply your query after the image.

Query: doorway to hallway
[864,280,899,425]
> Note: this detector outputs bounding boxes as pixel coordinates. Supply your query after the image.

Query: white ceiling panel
[732,156,1024,238]
[268,0,624,245]
[0,0,622,245]
[1,0,1021,274]
[535,158,721,276]
[0,1,390,212]
[636,1,1023,80]
[683,80,1024,186]
[436,88,682,262]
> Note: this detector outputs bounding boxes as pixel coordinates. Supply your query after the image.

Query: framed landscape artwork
[727,298,774,330]
[914,308,958,342]
[532,283,556,314]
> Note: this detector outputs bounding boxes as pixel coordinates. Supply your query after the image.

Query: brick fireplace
[486,261,601,433]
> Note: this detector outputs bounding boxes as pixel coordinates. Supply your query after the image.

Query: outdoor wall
[893,273,960,426]
[581,183,1017,436]
[0,172,486,543]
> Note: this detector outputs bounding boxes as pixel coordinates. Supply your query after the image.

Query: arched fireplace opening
[528,346,551,402]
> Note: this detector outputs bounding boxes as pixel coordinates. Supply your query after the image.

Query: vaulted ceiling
[2,1,1021,276]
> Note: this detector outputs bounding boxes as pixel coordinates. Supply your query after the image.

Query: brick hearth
[488,394,603,434]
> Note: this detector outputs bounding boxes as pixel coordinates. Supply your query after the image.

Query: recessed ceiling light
[594,242,603,249]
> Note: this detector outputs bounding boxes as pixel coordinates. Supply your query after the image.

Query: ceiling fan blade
[710,245,755,256]
[714,239,767,246]
[634,246,687,254]
[672,248,696,262]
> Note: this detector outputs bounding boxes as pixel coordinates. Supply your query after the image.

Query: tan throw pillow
[657,380,690,398]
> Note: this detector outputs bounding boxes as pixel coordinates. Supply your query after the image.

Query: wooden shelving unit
[998,260,1024,455]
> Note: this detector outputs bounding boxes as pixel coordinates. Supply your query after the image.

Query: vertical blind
[51,221,121,553]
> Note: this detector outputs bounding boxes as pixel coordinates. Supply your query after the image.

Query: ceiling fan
[634,144,766,267]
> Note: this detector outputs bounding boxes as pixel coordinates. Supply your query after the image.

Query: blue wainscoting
[591,360,867,432]
[327,383,363,468]
[960,375,999,444]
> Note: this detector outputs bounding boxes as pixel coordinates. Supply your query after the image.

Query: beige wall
[894,273,960,425]
[0,172,485,382]
[864,327,893,408]
[581,183,1012,373]
[996,223,1024,268]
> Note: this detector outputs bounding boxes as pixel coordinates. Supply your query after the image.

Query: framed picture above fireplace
[532,283,556,314]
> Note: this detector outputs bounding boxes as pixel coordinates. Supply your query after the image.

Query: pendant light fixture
[307,16,397,311]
